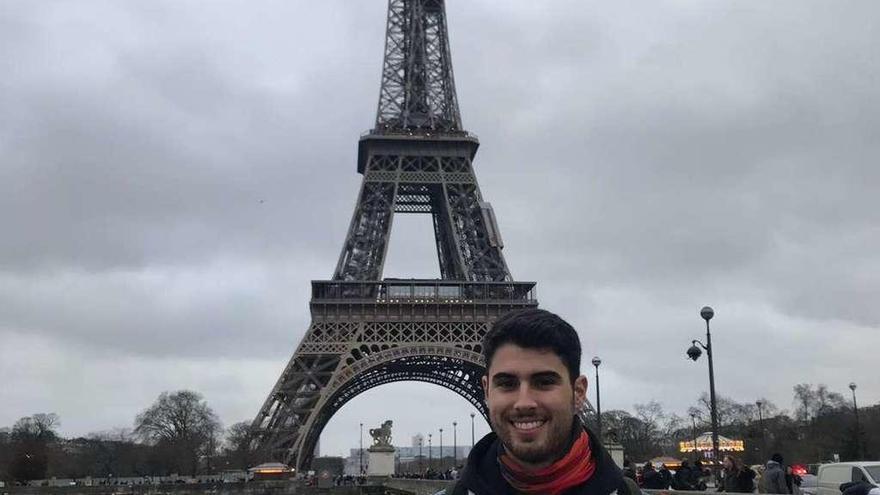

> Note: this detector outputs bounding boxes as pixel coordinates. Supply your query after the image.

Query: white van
[817,462,880,495]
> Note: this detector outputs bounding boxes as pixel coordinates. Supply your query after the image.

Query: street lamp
[428,433,433,470]
[849,382,863,460]
[453,421,458,466]
[687,306,720,480]
[439,428,444,471]
[359,422,364,474]
[690,412,699,460]
[591,356,602,444]
[756,400,765,461]
[470,412,475,450]
[418,437,423,474]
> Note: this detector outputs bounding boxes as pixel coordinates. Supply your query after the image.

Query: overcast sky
[2,0,879,458]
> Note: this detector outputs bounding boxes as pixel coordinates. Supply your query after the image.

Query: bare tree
[660,413,684,455]
[793,383,816,421]
[632,401,667,459]
[814,385,845,415]
[754,397,780,418]
[222,421,257,470]
[13,414,60,440]
[8,413,60,481]
[696,393,754,427]
[134,391,220,475]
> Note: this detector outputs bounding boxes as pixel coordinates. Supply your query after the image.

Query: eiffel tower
[251,0,538,470]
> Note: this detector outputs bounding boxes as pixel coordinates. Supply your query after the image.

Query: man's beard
[494,410,577,466]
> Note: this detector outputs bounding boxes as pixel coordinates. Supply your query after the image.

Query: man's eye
[534,377,558,388]
[496,380,517,389]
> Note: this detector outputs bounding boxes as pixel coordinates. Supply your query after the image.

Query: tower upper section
[373,0,463,134]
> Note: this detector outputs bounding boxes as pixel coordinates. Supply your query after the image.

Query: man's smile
[510,418,548,432]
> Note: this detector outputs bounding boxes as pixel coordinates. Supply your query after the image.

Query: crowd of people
[622,453,808,493]
[623,458,712,491]
[330,474,366,486]
[331,466,462,486]
[394,467,461,480]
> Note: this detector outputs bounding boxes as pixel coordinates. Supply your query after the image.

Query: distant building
[412,433,425,448]
[312,457,344,477]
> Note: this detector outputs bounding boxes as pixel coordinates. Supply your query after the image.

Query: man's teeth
[512,420,546,430]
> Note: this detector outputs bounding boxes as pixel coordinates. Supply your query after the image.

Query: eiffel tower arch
[251,0,543,470]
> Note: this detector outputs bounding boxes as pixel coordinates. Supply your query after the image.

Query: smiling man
[441,309,641,495]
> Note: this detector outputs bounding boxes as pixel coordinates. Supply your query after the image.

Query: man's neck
[509,453,556,472]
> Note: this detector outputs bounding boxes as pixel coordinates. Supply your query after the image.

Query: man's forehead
[487,343,568,376]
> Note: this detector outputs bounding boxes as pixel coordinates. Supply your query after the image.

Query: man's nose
[513,383,538,410]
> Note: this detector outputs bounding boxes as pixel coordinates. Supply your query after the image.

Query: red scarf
[499,429,597,495]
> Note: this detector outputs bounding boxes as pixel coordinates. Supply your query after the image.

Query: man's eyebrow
[531,371,562,381]
[490,372,517,384]
[490,371,562,383]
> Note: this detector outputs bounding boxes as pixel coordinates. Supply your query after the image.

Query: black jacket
[720,467,756,493]
[673,466,695,490]
[444,424,639,495]
[642,469,666,490]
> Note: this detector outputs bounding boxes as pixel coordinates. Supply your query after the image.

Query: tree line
[2,384,877,483]
[0,391,257,483]
[586,383,878,464]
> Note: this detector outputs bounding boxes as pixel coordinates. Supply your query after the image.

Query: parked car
[817,462,880,495]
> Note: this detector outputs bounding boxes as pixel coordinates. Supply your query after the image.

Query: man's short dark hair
[482,308,582,382]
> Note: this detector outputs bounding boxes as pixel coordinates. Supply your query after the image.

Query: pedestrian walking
[772,454,801,495]
[719,455,756,493]
[763,455,789,494]
[659,464,673,489]
[692,460,709,491]
[643,462,667,490]
[623,459,637,482]
[674,460,696,490]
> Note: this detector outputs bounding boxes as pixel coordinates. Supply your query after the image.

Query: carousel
[679,432,745,459]
[248,462,294,480]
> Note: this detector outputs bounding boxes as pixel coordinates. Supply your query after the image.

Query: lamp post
[849,382,863,460]
[439,428,444,471]
[359,422,364,475]
[756,400,765,461]
[428,433,433,470]
[418,437,423,474]
[592,356,602,444]
[690,412,699,460]
[453,421,458,466]
[470,412,475,450]
[687,306,720,481]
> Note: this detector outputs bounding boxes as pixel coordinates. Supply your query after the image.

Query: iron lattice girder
[339,135,510,283]
[376,0,461,133]
[251,281,539,470]
[297,347,488,469]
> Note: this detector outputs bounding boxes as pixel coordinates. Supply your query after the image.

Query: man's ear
[574,374,588,406]
[481,374,489,396]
